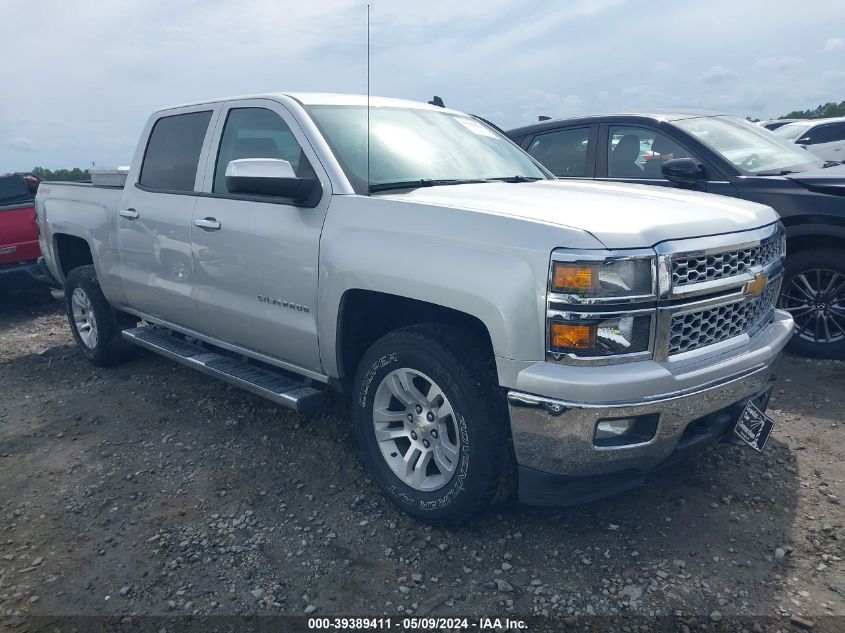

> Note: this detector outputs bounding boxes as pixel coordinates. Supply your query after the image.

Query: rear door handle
[119,208,139,220]
[194,217,222,231]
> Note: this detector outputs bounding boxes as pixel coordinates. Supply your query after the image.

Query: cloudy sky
[1,0,844,172]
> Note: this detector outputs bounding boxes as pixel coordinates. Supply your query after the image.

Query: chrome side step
[122,327,324,413]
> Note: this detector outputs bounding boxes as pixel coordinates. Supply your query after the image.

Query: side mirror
[225,158,317,201]
[661,157,705,187]
[795,137,811,145]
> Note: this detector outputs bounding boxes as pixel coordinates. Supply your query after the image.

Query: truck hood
[379,179,778,249]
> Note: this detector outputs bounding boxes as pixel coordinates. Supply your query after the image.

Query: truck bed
[0,201,38,266]
[35,181,125,284]
[36,181,124,231]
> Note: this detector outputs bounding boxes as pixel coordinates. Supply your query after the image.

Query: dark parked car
[760,118,799,131]
[508,112,845,359]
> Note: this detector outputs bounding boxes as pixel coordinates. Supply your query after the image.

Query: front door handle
[119,208,139,220]
[194,217,222,231]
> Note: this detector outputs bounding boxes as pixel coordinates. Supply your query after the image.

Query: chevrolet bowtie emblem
[745,273,768,297]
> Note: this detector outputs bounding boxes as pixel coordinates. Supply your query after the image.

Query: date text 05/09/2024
[307,617,528,630]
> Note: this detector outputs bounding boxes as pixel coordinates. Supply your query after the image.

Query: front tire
[778,249,845,359]
[65,265,136,367]
[352,325,513,523]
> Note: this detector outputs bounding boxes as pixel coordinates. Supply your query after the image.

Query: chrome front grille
[668,283,777,356]
[671,234,782,287]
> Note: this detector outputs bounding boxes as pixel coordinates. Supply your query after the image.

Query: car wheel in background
[778,249,845,359]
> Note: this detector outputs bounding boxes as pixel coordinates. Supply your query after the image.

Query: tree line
[30,166,90,181]
[779,100,845,120]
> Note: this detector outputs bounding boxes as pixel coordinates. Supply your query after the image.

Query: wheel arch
[783,217,845,255]
[53,233,94,280]
[333,289,497,394]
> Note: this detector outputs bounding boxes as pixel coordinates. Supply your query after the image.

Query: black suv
[508,112,845,359]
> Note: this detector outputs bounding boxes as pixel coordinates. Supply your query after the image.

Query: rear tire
[352,324,513,524]
[64,265,136,367]
[778,249,845,359]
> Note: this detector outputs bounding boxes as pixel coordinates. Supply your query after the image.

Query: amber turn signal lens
[550,323,596,350]
[552,263,594,293]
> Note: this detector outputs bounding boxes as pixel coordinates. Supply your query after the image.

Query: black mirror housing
[661,158,704,187]
[226,174,317,200]
[224,158,319,204]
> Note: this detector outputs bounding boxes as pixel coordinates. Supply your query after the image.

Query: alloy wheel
[779,268,845,344]
[371,367,462,492]
[71,287,99,349]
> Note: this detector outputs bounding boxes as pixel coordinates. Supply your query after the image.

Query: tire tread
[355,323,513,524]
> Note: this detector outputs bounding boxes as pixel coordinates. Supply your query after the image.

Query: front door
[597,124,738,197]
[191,100,330,373]
[118,107,217,329]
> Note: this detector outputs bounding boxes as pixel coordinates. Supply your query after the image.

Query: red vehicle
[0,174,42,290]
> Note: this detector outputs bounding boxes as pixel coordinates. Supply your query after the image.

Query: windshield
[306,105,551,193]
[772,122,813,141]
[674,115,823,175]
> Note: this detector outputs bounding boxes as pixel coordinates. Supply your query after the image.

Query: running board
[121,327,324,413]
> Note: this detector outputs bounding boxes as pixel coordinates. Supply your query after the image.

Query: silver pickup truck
[35,93,793,522]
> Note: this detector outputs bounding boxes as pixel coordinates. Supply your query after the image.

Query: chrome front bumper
[507,310,792,477]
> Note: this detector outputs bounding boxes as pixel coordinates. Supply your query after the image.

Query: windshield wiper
[368,176,543,193]
[823,160,845,168]
[755,169,797,176]
[368,178,489,193]
[484,175,543,183]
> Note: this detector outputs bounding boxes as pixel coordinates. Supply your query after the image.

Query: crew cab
[0,173,41,290]
[508,113,845,359]
[36,94,792,522]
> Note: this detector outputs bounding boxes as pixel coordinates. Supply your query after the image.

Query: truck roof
[156,92,465,116]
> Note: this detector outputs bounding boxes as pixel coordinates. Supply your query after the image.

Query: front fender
[317,195,605,378]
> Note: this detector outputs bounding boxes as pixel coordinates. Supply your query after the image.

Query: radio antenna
[366,3,371,194]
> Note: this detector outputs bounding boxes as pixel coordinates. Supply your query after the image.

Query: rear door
[522,125,597,179]
[190,99,331,373]
[117,106,219,329]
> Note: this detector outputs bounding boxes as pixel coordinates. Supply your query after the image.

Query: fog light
[596,419,635,440]
[594,414,660,448]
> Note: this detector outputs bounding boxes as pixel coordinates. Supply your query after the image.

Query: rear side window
[804,123,845,145]
[527,128,591,177]
[139,111,212,191]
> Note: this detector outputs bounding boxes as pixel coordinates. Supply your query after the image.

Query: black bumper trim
[0,260,43,289]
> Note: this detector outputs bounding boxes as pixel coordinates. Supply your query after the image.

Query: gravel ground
[1,289,843,625]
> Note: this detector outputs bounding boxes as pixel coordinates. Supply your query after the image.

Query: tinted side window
[213,108,315,194]
[805,124,845,145]
[139,111,212,191]
[527,128,590,177]
[607,126,691,179]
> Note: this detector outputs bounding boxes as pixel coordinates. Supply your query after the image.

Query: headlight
[547,249,657,364]
[549,313,653,358]
[551,258,653,299]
